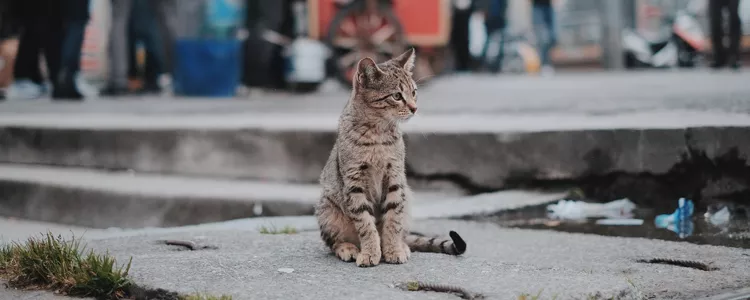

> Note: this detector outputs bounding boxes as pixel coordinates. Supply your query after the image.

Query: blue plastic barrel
[172,39,242,97]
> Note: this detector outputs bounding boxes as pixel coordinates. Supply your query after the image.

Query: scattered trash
[546,198,636,220]
[595,219,645,226]
[655,198,694,226]
[277,268,294,274]
[654,198,695,238]
[706,206,731,228]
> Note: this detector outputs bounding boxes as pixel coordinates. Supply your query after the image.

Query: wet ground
[474,200,750,249]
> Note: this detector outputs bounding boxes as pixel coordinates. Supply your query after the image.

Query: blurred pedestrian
[6,0,63,100]
[54,0,91,100]
[101,0,135,96]
[102,0,176,96]
[478,0,508,73]
[126,0,165,94]
[0,0,21,99]
[531,0,557,76]
[708,0,743,70]
[451,0,475,72]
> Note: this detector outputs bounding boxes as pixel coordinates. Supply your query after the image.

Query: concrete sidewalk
[3,218,749,300]
[1,70,749,116]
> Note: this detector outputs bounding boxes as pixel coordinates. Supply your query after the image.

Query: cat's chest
[359,144,403,169]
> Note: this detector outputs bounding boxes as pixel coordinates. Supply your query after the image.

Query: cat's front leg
[380,179,410,264]
[342,165,381,267]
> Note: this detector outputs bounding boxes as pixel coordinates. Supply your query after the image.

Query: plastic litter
[595,219,645,226]
[705,206,731,227]
[546,198,637,220]
[654,198,694,238]
[655,198,694,227]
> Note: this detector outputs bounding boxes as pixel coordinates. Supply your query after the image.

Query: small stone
[278,268,294,274]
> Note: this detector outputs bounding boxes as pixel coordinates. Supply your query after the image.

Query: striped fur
[315,49,467,268]
[406,231,467,255]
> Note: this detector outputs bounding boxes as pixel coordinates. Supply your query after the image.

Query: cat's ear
[393,48,415,72]
[355,57,383,86]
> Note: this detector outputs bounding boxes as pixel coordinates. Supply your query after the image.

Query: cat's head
[352,48,418,122]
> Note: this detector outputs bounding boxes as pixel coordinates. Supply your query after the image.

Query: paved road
[1,70,749,117]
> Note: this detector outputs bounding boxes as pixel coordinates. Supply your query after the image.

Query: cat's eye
[412,90,416,97]
[392,93,403,101]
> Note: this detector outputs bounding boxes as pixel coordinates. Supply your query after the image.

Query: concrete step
[2,111,750,195]
[0,164,564,230]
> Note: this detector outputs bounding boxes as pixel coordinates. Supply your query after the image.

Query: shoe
[710,60,726,69]
[138,81,162,95]
[729,59,741,71]
[76,73,99,97]
[52,81,84,101]
[7,79,46,100]
[99,84,131,97]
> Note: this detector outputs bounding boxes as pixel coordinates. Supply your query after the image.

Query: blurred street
[2,69,749,117]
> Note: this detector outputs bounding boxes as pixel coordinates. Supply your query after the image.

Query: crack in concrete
[637,258,718,271]
[396,281,484,300]
[159,240,218,251]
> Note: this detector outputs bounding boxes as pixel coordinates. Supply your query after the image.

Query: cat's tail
[405,230,466,255]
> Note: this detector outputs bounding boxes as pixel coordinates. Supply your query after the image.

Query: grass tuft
[0,232,132,299]
[258,225,298,235]
[181,293,234,300]
[518,289,545,300]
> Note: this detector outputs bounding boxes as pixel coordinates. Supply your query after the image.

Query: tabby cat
[315,49,467,267]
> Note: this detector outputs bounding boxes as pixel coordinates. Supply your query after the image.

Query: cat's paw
[334,243,359,262]
[356,249,381,267]
[383,241,410,264]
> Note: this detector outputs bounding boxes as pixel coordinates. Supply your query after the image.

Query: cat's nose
[407,103,417,113]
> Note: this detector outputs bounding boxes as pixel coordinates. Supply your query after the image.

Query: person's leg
[102,0,133,94]
[479,23,492,70]
[142,35,165,92]
[9,1,46,99]
[41,0,64,87]
[450,4,472,72]
[727,0,742,69]
[127,22,139,81]
[53,0,90,100]
[532,4,550,66]
[138,0,165,91]
[489,26,506,73]
[541,4,556,74]
[13,21,43,84]
[708,0,726,68]
[127,0,163,93]
[544,4,557,49]
[149,0,177,75]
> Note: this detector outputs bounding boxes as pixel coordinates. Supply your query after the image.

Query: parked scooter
[623,8,707,69]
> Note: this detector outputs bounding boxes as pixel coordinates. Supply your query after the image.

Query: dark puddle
[471,201,750,249]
